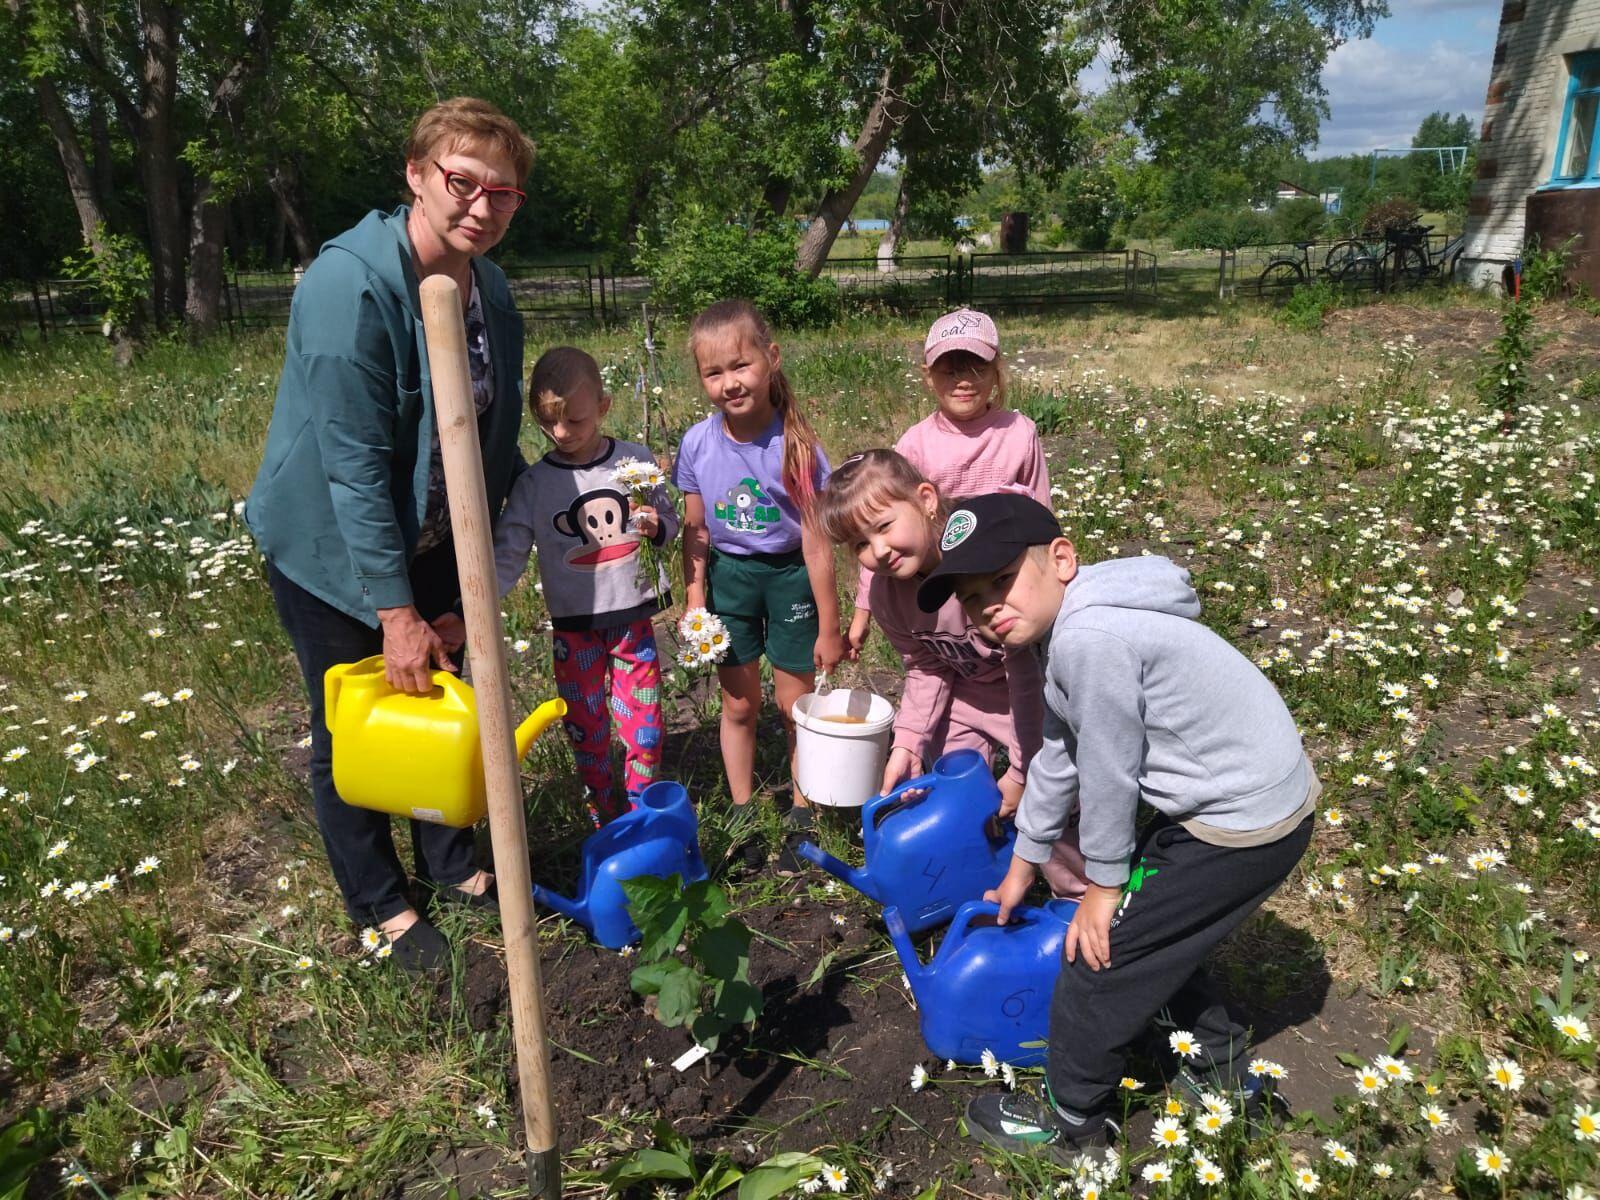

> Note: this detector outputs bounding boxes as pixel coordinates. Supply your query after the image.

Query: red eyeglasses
[433,161,526,213]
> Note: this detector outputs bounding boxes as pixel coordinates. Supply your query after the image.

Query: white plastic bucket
[791,689,896,808]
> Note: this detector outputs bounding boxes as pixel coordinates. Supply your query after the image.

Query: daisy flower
[1150,1117,1187,1148]
[1373,1054,1412,1083]
[1552,1013,1592,1044]
[1473,1145,1509,1178]
[1193,1158,1224,1187]
[1420,1104,1451,1132]
[1573,1105,1599,1143]
[1323,1140,1356,1167]
[910,1064,927,1091]
[1168,1030,1200,1058]
[1353,1065,1386,1095]
[1485,1056,1523,1092]
[1141,1160,1172,1183]
[820,1163,848,1193]
[1295,1167,1320,1194]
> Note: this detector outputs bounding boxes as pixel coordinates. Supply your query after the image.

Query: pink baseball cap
[924,308,999,364]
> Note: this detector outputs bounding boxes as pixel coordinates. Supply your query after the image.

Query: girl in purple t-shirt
[671,300,845,873]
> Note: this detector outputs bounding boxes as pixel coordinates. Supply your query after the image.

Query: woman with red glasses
[246,98,533,972]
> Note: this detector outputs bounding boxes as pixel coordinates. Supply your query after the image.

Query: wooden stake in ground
[419,275,561,1198]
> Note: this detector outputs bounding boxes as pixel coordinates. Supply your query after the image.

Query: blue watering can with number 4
[794,748,1015,932]
[886,897,1079,1067]
[531,780,709,949]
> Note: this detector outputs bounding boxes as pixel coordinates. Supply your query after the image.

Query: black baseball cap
[916,492,1063,612]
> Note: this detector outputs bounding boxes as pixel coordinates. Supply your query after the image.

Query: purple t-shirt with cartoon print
[671,413,830,555]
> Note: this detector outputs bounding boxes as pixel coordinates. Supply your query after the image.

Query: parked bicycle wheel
[1336,254,1381,292]
[1324,239,1366,275]
[1384,244,1428,291]
[1256,259,1305,297]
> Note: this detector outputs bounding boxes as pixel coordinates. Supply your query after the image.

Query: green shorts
[706,548,818,675]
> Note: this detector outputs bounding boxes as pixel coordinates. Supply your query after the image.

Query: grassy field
[2,290,1599,1198]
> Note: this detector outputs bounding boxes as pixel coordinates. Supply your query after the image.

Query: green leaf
[712,979,764,1026]
[630,959,686,997]
[804,950,837,991]
[738,1152,824,1200]
[656,964,702,1028]
[601,1148,696,1186]
[911,1184,941,1200]
[684,879,732,927]
[688,1163,746,1200]
[690,1012,727,1053]
[692,921,752,981]
[1335,1051,1366,1070]
[1386,1023,1411,1056]
[623,874,691,962]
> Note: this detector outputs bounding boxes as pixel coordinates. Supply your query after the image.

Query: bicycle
[1381,224,1465,290]
[1252,240,1375,296]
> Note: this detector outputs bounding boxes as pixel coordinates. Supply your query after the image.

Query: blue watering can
[531,780,708,949]
[794,748,1015,932]
[885,897,1079,1067]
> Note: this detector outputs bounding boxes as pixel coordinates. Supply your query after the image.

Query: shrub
[636,207,840,328]
[1520,235,1578,303]
[1359,197,1422,237]
[1276,280,1339,332]
[1270,197,1327,245]
[1169,207,1273,251]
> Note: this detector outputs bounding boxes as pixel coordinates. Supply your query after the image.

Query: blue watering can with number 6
[885,897,1079,1067]
[531,780,709,949]
[794,748,1015,932]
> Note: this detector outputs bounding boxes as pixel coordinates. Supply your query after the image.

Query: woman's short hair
[404,97,536,186]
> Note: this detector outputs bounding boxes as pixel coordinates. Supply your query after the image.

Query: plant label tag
[673,1043,711,1072]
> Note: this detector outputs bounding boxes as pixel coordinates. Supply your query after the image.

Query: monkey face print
[553,486,640,571]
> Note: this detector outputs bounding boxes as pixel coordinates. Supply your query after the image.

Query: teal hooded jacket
[245,207,526,626]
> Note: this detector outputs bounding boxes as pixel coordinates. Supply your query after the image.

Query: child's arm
[650,479,680,546]
[680,493,709,610]
[1022,426,1052,506]
[801,517,846,672]
[997,645,1045,817]
[875,603,954,793]
[847,565,873,658]
[492,470,539,599]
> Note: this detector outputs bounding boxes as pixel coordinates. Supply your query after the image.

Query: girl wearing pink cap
[846,309,1052,810]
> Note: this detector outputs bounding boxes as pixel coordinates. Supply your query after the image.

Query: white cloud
[1317,35,1491,157]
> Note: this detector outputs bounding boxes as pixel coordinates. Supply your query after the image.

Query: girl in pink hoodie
[820,450,1086,898]
[847,308,1050,656]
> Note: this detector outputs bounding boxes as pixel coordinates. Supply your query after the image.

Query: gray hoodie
[1015,557,1313,888]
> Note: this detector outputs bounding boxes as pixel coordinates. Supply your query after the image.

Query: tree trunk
[881,175,910,259]
[795,67,909,277]
[268,160,320,266]
[33,75,112,257]
[185,176,226,336]
[138,1,186,323]
[89,96,115,221]
[269,205,287,269]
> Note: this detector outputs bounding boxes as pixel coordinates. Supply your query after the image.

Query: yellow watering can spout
[515,697,568,761]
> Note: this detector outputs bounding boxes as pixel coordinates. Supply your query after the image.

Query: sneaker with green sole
[964,1089,1118,1164]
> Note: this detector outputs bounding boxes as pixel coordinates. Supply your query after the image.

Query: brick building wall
[1459,1,1600,289]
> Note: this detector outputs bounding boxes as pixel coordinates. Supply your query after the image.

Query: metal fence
[6,247,1164,341]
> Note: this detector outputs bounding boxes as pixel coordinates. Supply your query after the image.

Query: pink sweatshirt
[856,405,1051,609]
[868,569,1044,786]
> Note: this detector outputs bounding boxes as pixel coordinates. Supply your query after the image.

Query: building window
[1551,52,1600,186]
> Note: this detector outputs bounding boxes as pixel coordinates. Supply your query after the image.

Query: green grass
[1,298,1597,1197]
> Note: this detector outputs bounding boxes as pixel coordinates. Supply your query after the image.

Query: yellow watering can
[324,655,567,827]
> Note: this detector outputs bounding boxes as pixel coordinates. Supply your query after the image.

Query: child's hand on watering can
[881,747,923,797]
[430,612,466,653]
[984,856,1036,925]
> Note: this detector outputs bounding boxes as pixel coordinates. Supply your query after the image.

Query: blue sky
[1315,0,1501,157]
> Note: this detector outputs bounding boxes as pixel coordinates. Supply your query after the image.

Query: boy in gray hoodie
[915,493,1317,1159]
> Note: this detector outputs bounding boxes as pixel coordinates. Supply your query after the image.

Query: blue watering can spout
[883,906,930,1004]
[530,882,587,924]
[794,841,874,897]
